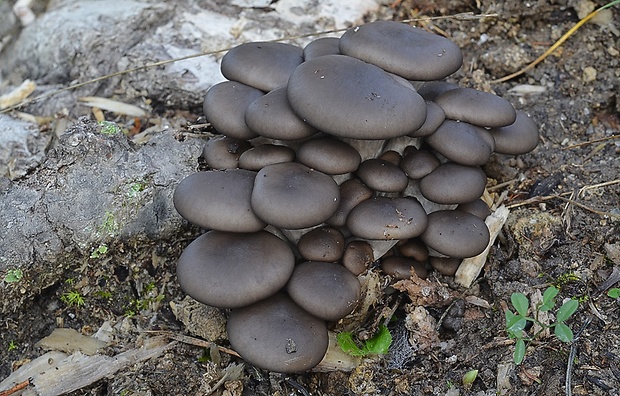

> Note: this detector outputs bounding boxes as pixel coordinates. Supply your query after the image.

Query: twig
[492,0,620,83]
[563,135,620,149]
[0,379,30,396]
[565,316,592,396]
[143,330,241,357]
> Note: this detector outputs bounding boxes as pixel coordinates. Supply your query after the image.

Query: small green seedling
[7,341,18,352]
[337,324,392,357]
[462,369,478,387]
[90,244,108,259]
[3,268,23,283]
[61,290,86,307]
[98,120,121,135]
[607,288,620,299]
[505,286,578,365]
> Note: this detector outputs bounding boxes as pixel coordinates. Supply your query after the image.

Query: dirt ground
[1,0,619,395]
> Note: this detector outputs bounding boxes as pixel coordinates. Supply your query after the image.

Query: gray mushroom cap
[327,178,374,227]
[456,199,491,220]
[435,87,517,128]
[429,257,461,276]
[400,148,441,180]
[420,210,490,258]
[287,54,427,139]
[245,87,318,140]
[381,256,428,280]
[203,81,264,140]
[356,158,409,193]
[287,261,361,321]
[303,37,340,60]
[238,144,296,171]
[202,135,251,170]
[221,42,304,92]
[297,137,361,175]
[342,240,375,275]
[251,162,340,229]
[177,230,295,309]
[347,197,428,240]
[408,100,446,137]
[173,170,266,232]
[416,81,459,101]
[419,163,487,204]
[339,21,463,80]
[398,238,429,262]
[490,110,539,155]
[425,120,494,166]
[297,226,345,262]
[227,293,328,373]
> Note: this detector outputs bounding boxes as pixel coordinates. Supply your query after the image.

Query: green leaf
[556,299,578,322]
[511,293,529,317]
[513,339,526,365]
[505,310,527,336]
[362,325,392,355]
[554,323,574,342]
[607,288,620,299]
[540,287,559,311]
[3,269,23,283]
[336,332,364,356]
[462,369,478,386]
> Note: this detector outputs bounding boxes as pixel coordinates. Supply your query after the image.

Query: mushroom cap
[245,87,318,140]
[456,199,491,220]
[378,150,402,166]
[287,261,361,321]
[419,163,487,204]
[202,135,252,170]
[227,293,328,373]
[408,100,446,137]
[238,144,296,171]
[429,256,461,276]
[297,137,361,175]
[347,197,428,240]
[251,162,340,229]
[435,87,517,127]
[400,148,441,180]
[381,256,428,280]
[356,158,409,193]
[342,240,375,275]
[327,178,374,227]
[490,110,539,155]
[221,42,304,92]
[416,81,459,101]
[339,21,463,80]
[303,37,340,60]
[203,81,264,140]
[287,54,427,139]
[397,238,429,262]
[177,230,294,308]
[297,226,345,262]
[425,120,493,166]
[173,170,266,232]
[420,210,490,258]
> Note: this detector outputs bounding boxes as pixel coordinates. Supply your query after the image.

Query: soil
[1,1,619,395]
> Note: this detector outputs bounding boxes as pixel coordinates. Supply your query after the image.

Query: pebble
[582,66,597,83]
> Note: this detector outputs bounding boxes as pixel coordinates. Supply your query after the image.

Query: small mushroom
[435,87,517,128]
[339,21,463,80]
[327,178,374,227]
[381,256,428,279]
[347,197,428,240]
[177,231,294,309]
[419,163,487,204]
[238,144,296,171]
[456,199,491,220]
[303,37,340,60]
[202,135,252,170]
[342,240,375,275]
[356,158,409,193]
[429,257,461,276]
[398,238,429,262]
[408,100,446,137]
[400,148,441,180]
[173,170,266,232]
[251,162,340,229]
[420,210,490,258]
[227,293,328,373]
[490,110,539,155]
[297,137,361,175]
[416,81,459,101]
[221,42,304,92]
[297,226,345,262]
[425,120,494,166]
[287,261,361,321]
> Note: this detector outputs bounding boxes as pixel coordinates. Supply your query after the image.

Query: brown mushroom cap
[177,230,294,308]
[173,170,266,232]
[297,226,345,262]
[221,42,304,92]
[456,199,491,220]
[356,158,409,193]
[419,163,487,204]
[398,238,429,262]
[203,81,264,140]
[287,261,361,321]
[429,256,461,276]
[381,256,428,280]
[425,120,494,166]
[251,162,340,229]
[490,110,539,155]
[339,21,463,80]
[244,87,318,140]
[303,37,340,60]
[435,87,517,128]
[400,148,441,180]
[287,54,427,139]
[347,197,428,240]
[227,293,328,373]
[297,137,362,175]
[202,135,251,170]
[238,144,296,171]
[327,178,374,227]
[342,240,375,275]
[420,210,490,258]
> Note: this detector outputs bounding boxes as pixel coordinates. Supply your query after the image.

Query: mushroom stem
[312,331,362,372]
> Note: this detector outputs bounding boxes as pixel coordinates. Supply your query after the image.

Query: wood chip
[78,96,147,117]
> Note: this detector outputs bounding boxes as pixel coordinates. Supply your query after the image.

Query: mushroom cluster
[174,20,539,373]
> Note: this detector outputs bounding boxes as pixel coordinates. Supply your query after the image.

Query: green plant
[98,120,121,135]
[462,369,478,387]
[337,324,392,357]
[607,288,620,299]
[7,341,18,351]
[505,286,578,365]
[90,243,108,259]
[3,268,23,283]
[61,290,86,307]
